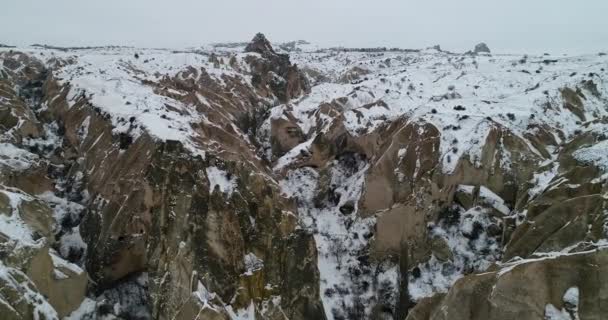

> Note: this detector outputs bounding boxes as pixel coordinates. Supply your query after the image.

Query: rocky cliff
[1,35,607,320]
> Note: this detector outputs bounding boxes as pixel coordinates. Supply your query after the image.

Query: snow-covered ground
[287,49,608,173]
[4,45,607,174]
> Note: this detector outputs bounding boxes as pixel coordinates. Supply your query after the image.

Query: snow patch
[206,166,237,196]
[573,140,608,171]
[409,205,502,300]
[243,253,264,276]
[545,286,580,320]
[227,301,256,320]
[0,143,39,171]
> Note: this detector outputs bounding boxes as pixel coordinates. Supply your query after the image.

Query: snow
[563,287,579,306]
[49,250,84,275]
[206,166,237,196]
[545,286,580,320]
[285,50,608,174]
[498,240,608,277]
[193,281,220,313]
[573,140,608,171]
[456,185,511,215]
[0,143,39,171]
[409,205,502,300]
[243,252,264,276]
[478,186,511,215]
[2,46,260,159]
[57,53,206,155]
[22,122,64,158]
[76,115,91,142]
[279,154,395,319]
[0,261,59,320]
[273,137,315,172]
[279,167,318,202]
[457,185,475,194]
[528,162,559,198]
[227,301,256,320]
[38,191,84,224]
[545,304,571,320]
[270,48,608,313]
[2,44,608,319]
[408,255,457,299]
[3,46,605,179]
[64,298,97,320]
[0,187,42,247]
[37,191,88,259]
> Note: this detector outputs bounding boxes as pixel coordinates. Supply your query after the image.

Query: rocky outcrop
[0,189,87,319]
[0,42,323,320]
[474,42,491,54]
[407,247,608,320]
[53,55,320,318]
[399,99,608,320]
[270,111,306,159]
[143,144,324,320]
[245,33,277,56]
[244,33,310,103]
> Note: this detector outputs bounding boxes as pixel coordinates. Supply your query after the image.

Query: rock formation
[244,33,310,103]
[474,42,491,54]
[1,35,608,320]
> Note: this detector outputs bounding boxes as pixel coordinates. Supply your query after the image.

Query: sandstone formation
[1,34,607,320]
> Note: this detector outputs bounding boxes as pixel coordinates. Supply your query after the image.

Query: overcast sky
[2,0,607,54]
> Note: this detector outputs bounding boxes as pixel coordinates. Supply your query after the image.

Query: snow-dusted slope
[1,39,608,320]
[270,47,608,319]
[283,49,608,173]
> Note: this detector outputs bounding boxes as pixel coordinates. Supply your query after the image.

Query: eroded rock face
[270,111,306,159]
[1,38,608,320]
[407,248,608,320]
[245,33,277,56]
[244,33,310,103]
[0,53,88,319]
[0,41,323,320]
[143,144,324,320]
[269,45,608,320]
[0,190,88,319]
